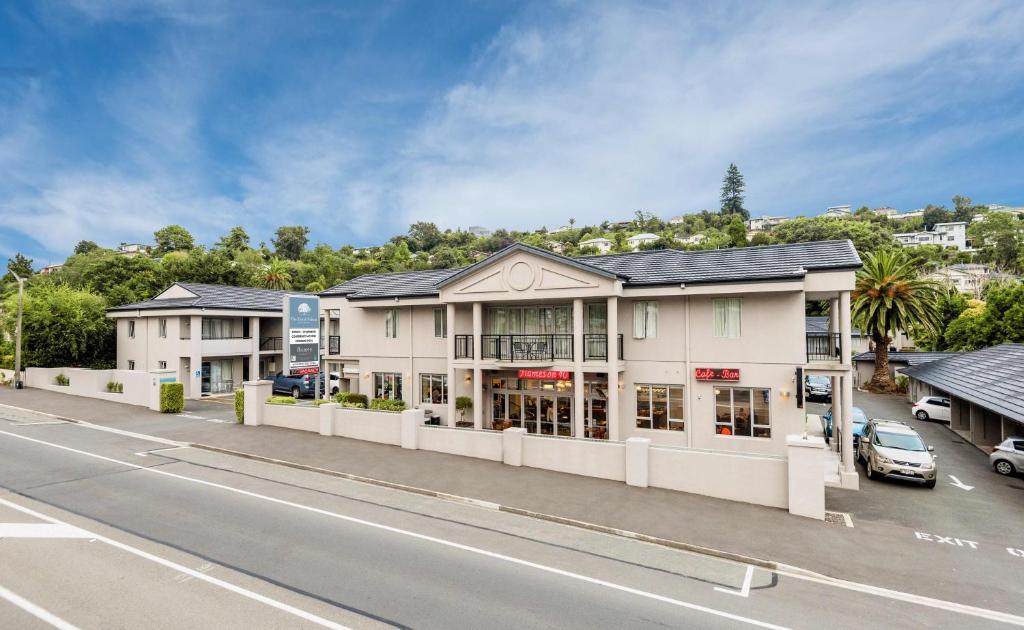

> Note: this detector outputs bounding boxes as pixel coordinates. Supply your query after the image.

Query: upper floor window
[635,384,685,431]
[632,301,658,339]
[384,309,399,338]
[715,387,771,438]
[433,308,447,338]
[202,318,235,340]
[713,298,742,338]
[128,320,136,338]
[159,318,167,338]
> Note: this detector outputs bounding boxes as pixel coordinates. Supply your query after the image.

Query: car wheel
[923,479,936,489]
[994,459,1016,476]
[331,387,339,395]
[865,461,875,480]
[915,410,929,421]
[291,386,300,399]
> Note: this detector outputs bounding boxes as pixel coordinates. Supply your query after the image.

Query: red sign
[694,367,740,381]
[518,369,571,380]
[292,367,320,376]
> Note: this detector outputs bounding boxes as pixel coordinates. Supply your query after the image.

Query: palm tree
[852,249,941,391]
[260,258,292,290]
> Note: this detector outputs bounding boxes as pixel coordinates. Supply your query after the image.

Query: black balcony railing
[260,336,283,351]
[454,334,473,359]
[583,333,624,361]
[481,334,573,362]
[806,333,842,362]
[202,334,251,340]
[328,335,340,355]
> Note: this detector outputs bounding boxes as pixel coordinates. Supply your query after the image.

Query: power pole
[11,271,24,389]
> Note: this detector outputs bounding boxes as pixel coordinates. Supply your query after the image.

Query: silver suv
[859,420,937,488]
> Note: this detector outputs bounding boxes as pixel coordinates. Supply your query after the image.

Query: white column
[446,303,456,428]
[572,298,585,439]
[607,296,619,441]
[839,291,852,366]
[472,302,483,430]
[250,316,260,381]
[831,375,842,454]
[839,290,854,473]
[189,315,203,399]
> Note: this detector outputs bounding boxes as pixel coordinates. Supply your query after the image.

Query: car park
[821,406,868,450]
[911,396,950,422]
[858,419,937,488]
[990,437,1024,476]
[805,375,832,402]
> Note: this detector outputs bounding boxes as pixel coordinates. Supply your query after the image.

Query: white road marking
[176,414,207,420]
[715,565,754,597]
[0,430,788,629]
[0,585,81,630]
[0,523,92,539]
[4,432,1024,628]
[948,475,974,491]
[0,404,185,447]
[0,497,351,630]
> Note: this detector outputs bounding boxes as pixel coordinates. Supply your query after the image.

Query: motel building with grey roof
[317,241,864,486]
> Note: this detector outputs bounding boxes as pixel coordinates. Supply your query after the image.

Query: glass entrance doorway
[201,359,235,395]
[491,376,573,436]
[585,379,609,440]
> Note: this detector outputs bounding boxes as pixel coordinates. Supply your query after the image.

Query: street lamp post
[11,271,24,389]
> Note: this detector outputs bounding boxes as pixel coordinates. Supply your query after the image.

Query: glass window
[202,318,235,339]
[635,384,684,431]
[373,372,403,400]
[127,360,135,370]
[713,298,742,338]
[715,387,771,438]
[158,361,167,369]
[420,373,447,404]
[586,303,607,333]
[433,308,447,338]
[159,318,167,338]
[128,320,135,338]
[384,309,399,338]
[633,301,658,339]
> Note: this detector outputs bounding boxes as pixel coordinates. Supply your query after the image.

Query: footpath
[1,386,1021,618]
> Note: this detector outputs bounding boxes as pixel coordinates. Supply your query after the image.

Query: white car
[990,437,1024,476]
[912,396,950,422]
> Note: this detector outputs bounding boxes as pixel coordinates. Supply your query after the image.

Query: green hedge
[370,398,407,412]
[55,373,69,386]
[160,383,184,413]
[234,389,244,423]
[334,391,369,407]
[267,396,297,405]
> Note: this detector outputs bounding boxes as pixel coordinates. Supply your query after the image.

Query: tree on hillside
[408,222,443,252]
[922,204,953,231]
[720,163,748,219]
[770,216,893,256]
[5,253,33,279]
[259,258,292,290]
[968,212,1024,273]
[272,226,310,260]
[943,282,1024,350]
[59,251,163,306]
[73,240,101,255]
[952,195,985,223]
[726,215,747,247]
[216,226,251,253]
[912,286,970,351]
[852,250,941,391]
[633,210,660,232]
[153,224,195,255]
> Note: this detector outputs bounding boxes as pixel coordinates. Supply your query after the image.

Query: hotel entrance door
[491,375,573,436]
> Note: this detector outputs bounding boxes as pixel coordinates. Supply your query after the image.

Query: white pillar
[503,427,524,466]
[625,437,650,487]
[189,315,203,400]
[472,302,483,429]
[831,375,842,454]
[243,380,272,426]
[841,374,856,477]
[606,296,619,441]
[250,316,260,381]
[839,291,852,366]
[786,434,826,520]
[401,408,420,449]
[572,298,585,439]
[446,303,456,428]
[318,402,337,436]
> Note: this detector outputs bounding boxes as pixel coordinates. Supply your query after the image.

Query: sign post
[284,295,321,396]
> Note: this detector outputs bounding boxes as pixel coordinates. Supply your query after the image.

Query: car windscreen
[875,431,926,451]
[851,421,868,435]
[807,377,829,386]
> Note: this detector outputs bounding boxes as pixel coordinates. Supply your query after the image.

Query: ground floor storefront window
[420,373,447,404]
[374,372,403,400]
[487,374,609,439]
[635,384,685,431]
[202,359,234,395]
[715,387,771,438]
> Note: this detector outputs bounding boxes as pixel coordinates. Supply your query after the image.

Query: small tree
[726,215,747,247]
[272,226,310,261]
[153,225,195,255]
[719,163,748,220]
[455,396,472,423]
[259,258,292,290]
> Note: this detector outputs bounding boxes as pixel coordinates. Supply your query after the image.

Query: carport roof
[901,344,1024,423]
[852,351,962,366]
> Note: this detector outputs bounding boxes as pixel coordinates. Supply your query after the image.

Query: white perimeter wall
[25,367,153,407]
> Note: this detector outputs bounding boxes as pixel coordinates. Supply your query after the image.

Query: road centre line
[3,431,1023,628]
[0,585,82,630]
[0,496,351,630]
[0,429,787,630]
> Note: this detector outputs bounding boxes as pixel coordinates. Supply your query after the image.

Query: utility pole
[11,271,24,389]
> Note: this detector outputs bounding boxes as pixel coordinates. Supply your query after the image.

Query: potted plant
[455,396,472,425]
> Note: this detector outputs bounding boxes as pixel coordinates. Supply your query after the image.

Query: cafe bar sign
[694,367,740,381]
[518,369,571,380]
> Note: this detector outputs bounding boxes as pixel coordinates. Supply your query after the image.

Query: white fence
[23,367,177,410]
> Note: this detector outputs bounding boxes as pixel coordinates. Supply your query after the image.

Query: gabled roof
[108,282,292,313]
[852,351,962,366]
[321,267,464,299]
[433,242,626,289]
[901,344,1024,423]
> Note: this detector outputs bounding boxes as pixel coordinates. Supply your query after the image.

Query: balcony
[260,337,283,351]
[455,334,473,359]
[201,334,251,356]
[806,333,842,362]
[328,335,340,355]
[583,334,624,361]
[482,334,573,362]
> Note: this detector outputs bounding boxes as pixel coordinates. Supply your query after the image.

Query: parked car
[911,396,950,422]
[821,406,868,450]
[270,372,329,398]
[858,419,937,488]
[990,437,1024,476]
[805,376,832,403]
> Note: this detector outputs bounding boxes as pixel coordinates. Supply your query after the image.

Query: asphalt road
[1,407,1020,629]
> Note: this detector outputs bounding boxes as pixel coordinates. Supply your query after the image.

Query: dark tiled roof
[108,283,291,312]
[806,316,866,337]
[435,243,626,289]
[852,351,962,366]
[322,240,861,299]
[901,344,1024,423]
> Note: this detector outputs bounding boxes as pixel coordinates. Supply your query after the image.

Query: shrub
[106,381,124,393]
[342,401,366,409]
[334,391,368,407]
[312,398,334,406]
[116,382,123,393]
[55,373,69,386]
[455,395,472,421]
[370,398,407,412]
[267,396,297,405]
[894,374,909,394]
[160,382,184,413]
[234,389,244,423]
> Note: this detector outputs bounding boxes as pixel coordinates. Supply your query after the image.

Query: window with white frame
[127,360,135,370]
[715,387,771,438]
[128,320,136,338]
[374,372,403,400]
[632,301,658,339]
[420,373,447,404]
[433,308,447,338]
[158,361,167,369]
[159,318,167,338]
[635,384,685,431]
[713,298,742,338]
[384,309,399,338]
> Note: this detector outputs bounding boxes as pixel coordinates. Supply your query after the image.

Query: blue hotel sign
[284,295,320,376]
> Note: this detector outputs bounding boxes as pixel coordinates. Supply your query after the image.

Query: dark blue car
[822,406,868,448]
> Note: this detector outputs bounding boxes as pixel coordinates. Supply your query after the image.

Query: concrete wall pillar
[572,298,585,439]
[446,303,456,428]
[243,381,272,426]
[830,375,842,454]
[841,373,855,477]
[503,427,524,466]
[607,369,620,442]
[606,296,619,441]
[249,317,260,381]
[472,302,483,430]
[839,290,852,365]
[625,437,650,487]
[401,408,420,449]
[189,315,203,400]
[787,434,826,520]
[319,402,337,436]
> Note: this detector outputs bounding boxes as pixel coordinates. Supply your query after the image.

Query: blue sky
[2,0,1024,268]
